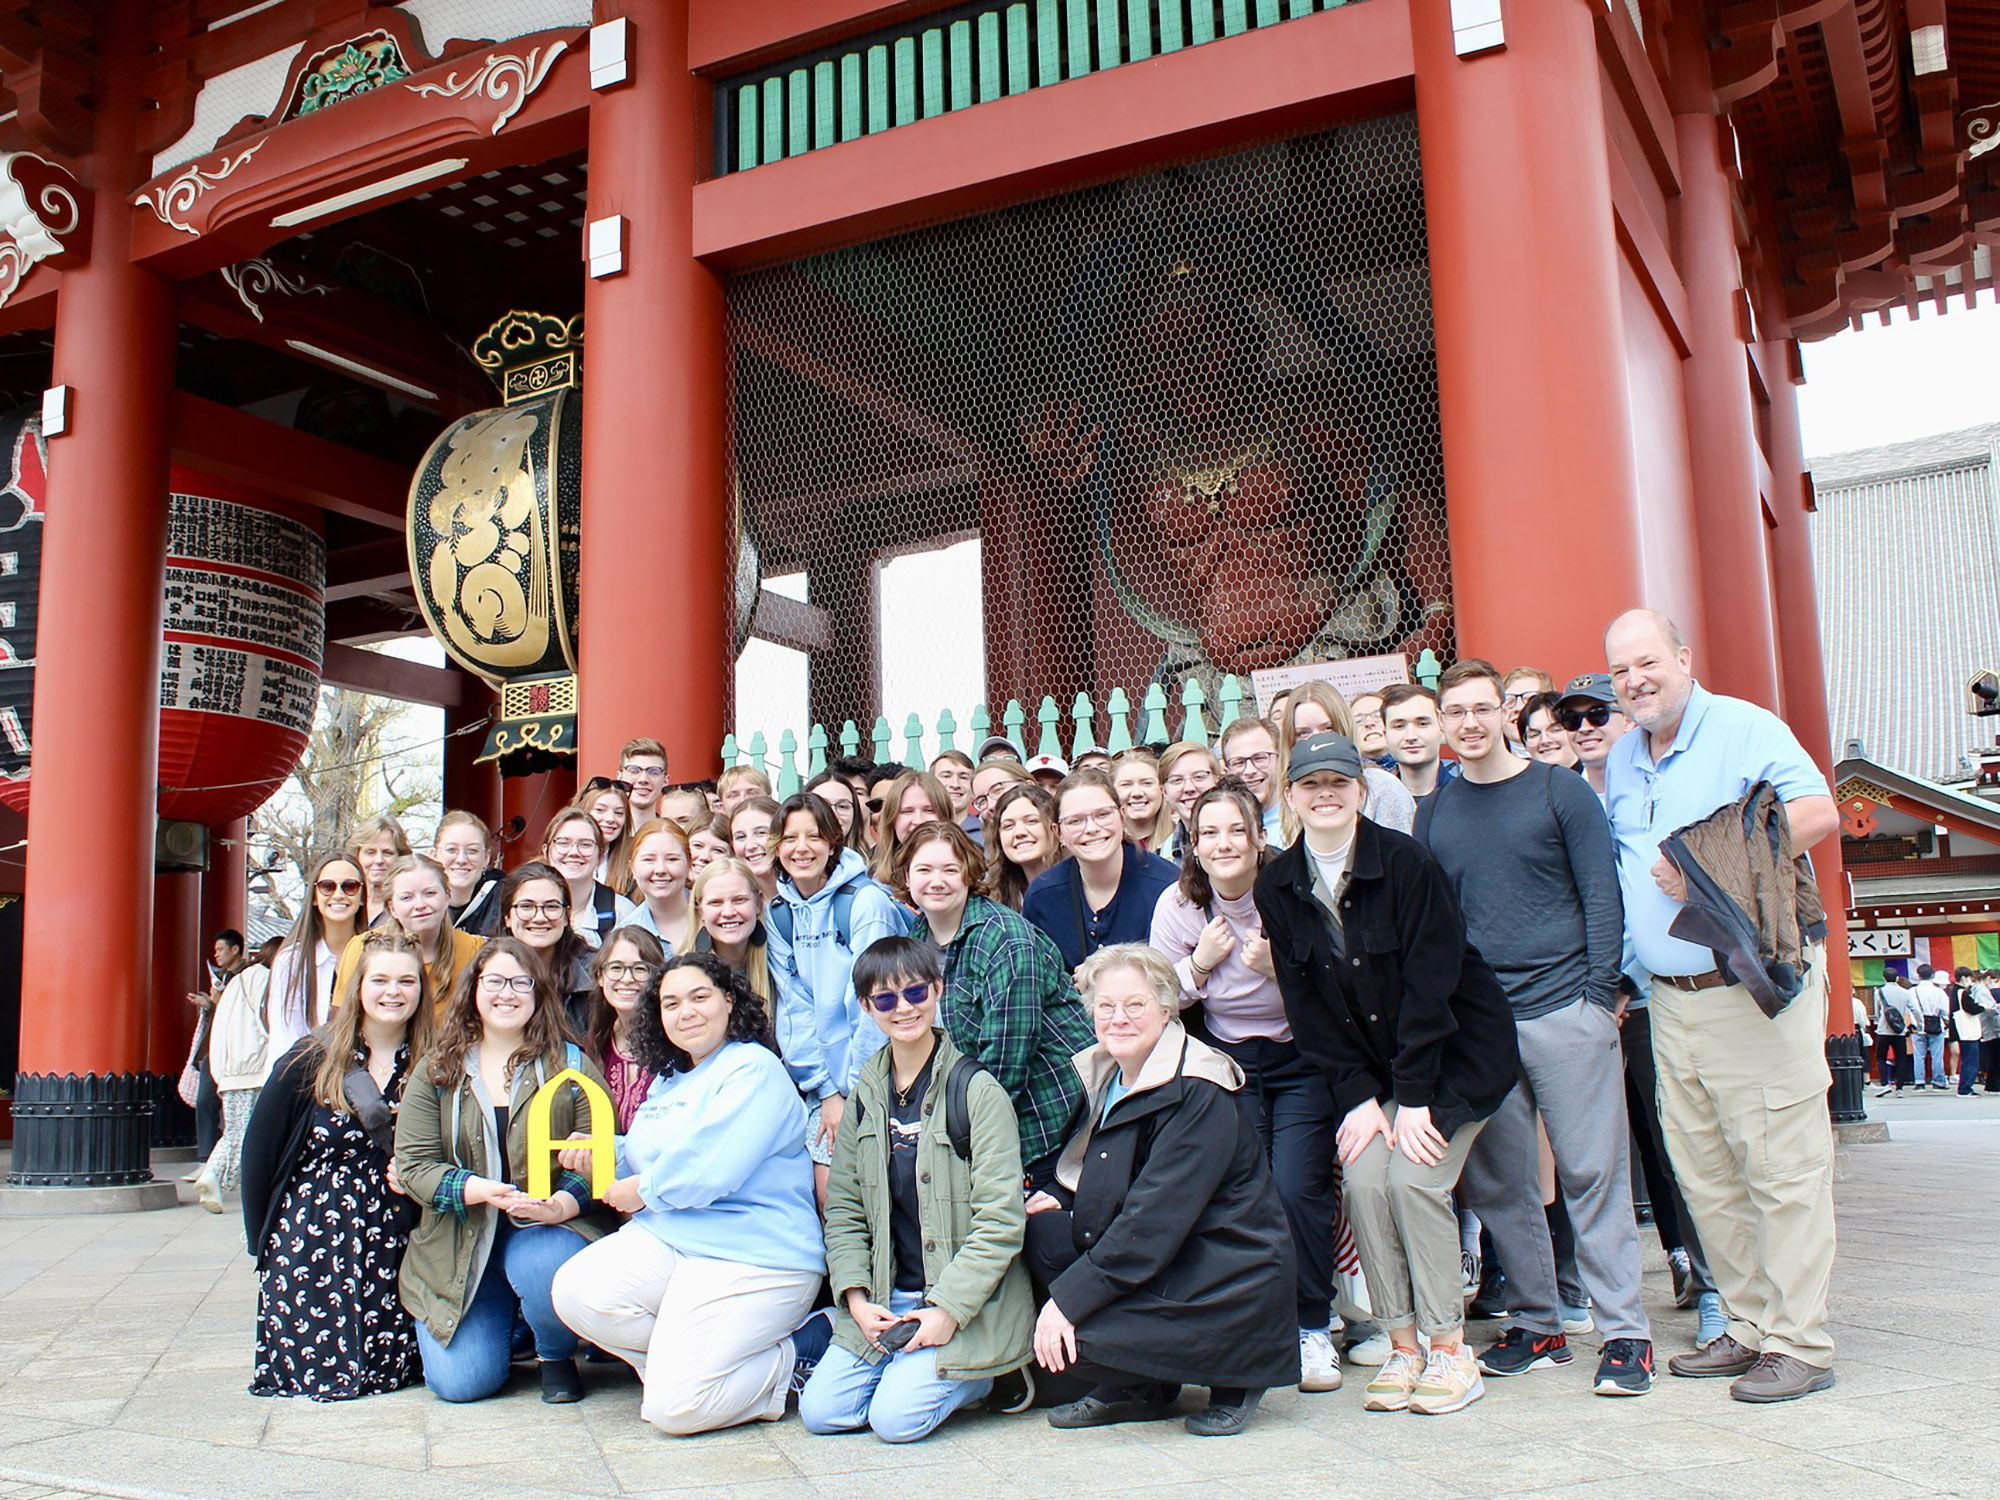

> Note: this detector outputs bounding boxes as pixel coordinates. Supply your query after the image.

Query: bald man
[1601,610,1840,1404]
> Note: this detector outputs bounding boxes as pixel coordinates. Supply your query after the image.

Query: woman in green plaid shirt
[898,821,1095,1186]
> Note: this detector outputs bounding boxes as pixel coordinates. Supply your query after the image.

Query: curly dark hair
[427,935,570,1090]
[584,924,667,1073]
[625,950,783,1076]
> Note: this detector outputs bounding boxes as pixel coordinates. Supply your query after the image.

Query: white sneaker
[1298,1328,1342,1392]
[1409,1345,1485,1415]
[194,1171,223,1214]
[1363,1346,1425,1412]
[1345,1328,1394,1367]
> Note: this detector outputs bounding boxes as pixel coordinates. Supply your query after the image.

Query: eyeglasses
[478,974,536,996]
[1059,807,1121,832]
[511,900,566,918]
[1091,999,1156,1020]
[548,837,596,854]
[1351,712,1383,730]
[1223,751,1275,772]
[600,962,649,981]
[315,878,364,896]
[865,982,932,1013]
[584,776,634,795]
[620,763,667,782]
[1557,704,1613,732]
[1163,770,1216,789]
[1439,703,1503,725]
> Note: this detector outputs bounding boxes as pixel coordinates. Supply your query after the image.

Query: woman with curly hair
[551,952,827,1436]
[983,783,1059,911]
[394,937,616,1406]
[582,925,670,1131]
[499,861,595,1034]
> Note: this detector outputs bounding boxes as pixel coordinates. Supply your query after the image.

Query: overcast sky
[1795,298,2000,459]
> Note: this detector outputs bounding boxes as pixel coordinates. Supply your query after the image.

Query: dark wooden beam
[170,390,410,530]
[322,641,465,707]
[324,537,411,600]
[324,594,425,643]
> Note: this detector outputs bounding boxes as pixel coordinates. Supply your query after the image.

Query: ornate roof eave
[125,24,586,279]
[1835,747,2000,843]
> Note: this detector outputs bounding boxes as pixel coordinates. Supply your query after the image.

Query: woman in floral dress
[240,928,435,1400]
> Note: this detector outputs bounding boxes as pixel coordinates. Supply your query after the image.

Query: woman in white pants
[552,951,826,1435]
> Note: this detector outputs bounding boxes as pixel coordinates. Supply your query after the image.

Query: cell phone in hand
[878,1316,921,1354]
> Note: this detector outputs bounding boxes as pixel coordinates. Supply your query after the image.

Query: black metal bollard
[6,1072,157,1186]
[1827,1033,1868,1124]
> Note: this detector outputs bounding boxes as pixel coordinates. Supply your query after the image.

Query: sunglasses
[584,776,634,795]
[315,878,364,896]
[865,982,932,1013]
[1557,704,1614,732]
[865,798,886,814]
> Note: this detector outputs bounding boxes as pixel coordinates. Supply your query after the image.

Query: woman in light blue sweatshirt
[763,793,910,1188]
[551,952,827,1435]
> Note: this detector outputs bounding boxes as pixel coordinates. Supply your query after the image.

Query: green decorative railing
[724,649,1441,792]
[715,0,1363,176]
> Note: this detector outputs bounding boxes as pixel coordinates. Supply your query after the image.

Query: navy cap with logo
[1557,672,1618,710]
[1287,731,1365,783]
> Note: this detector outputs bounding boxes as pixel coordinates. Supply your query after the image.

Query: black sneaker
[788,1307,834,1394]
[1594,1338,1654,1397]
[1668,1247,1693,1308]
[1467,1267,1509,1321]
[539,1357,583,1404]
[1477,1328,1572,1377]
[989,1365,1038,1415]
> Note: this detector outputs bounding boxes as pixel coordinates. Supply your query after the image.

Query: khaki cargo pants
[1649,948,1835,1367]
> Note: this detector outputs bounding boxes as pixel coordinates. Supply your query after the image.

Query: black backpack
[852,1054,986,1161]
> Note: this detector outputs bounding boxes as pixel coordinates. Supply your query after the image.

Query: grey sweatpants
[1458,997,1650,1341]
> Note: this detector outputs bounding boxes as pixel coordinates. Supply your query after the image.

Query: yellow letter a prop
[527,1068,617,1200]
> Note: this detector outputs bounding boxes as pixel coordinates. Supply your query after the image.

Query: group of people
[210,606,1843,1443]
[1865,965,1999,1095]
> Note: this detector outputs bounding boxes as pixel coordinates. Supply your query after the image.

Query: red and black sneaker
[1476,1327,1572,1376]
[1594,1338,1655,1396]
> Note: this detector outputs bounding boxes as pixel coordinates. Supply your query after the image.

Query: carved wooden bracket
[0,151,88,309]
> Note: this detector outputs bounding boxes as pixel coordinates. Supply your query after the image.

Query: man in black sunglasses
[1555,673,1631,803]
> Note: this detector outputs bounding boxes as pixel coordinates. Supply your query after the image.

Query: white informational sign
[1848,928,1912,958]
[1250,654,1412,720]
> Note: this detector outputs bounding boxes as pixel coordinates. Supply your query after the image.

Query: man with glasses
[1501,667,1556,753]
[618,737,670,821]
[1554,674,1630,802]
[1347,692,1396,770]
[1216,717,1287,842]
[1416,660,1653,1397]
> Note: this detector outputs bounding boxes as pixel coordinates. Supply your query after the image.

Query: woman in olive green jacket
[394,937,618,1405]
[800,936,1035,1443]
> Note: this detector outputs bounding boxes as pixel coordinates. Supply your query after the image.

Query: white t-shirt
[264,937,338,1058]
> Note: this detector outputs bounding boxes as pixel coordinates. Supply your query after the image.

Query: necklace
[894,1055,932,1107]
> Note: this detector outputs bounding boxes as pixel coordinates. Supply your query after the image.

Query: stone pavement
[1,1110,1993,1500]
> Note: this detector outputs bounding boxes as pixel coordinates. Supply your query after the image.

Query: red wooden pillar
[9,3,177,1193]
[502,765,577,864]
[577,0,728,781]
[201,818,249,943]
[148,871,203,1144]
[1411,0,1646,673]
[1667,14,1781,709]
[443,679,503,836]
[1761,334,1851,1031]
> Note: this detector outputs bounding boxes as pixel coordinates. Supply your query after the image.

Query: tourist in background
[1909,965,1952,1088]
[395,937,613,1405]
[192,937,278,1214]
[241,928,434,1401]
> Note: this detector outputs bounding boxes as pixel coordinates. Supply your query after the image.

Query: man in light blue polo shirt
[1601,609,1840,1405]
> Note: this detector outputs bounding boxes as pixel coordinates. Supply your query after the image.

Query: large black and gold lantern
[408,311,582,772]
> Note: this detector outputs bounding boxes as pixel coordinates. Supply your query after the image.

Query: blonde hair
[1076,941,1180,1014]
[686,857,774,1006]
[382,853,463,1000]
[871,770,953,884]
[1275,681,1357,845]
[716,765,772,803]
[311,928,434,1112]
[1152,741,1221,847]
[573,782,635,893]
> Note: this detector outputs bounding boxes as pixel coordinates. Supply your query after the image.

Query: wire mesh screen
[725,113,1451,759]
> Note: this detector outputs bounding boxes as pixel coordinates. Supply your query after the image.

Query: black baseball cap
[1557,672,1618,711]
[1287,732,1365,783]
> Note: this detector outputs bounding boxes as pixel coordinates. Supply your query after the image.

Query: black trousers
[194,1064,222,1160]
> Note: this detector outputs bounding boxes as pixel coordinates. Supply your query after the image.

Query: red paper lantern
[0,406,326,823]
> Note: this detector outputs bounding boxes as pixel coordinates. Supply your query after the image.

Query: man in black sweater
[1416,660,1653,1398]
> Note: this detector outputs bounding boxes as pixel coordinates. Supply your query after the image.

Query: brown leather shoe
[1666,1334,1758,1379]
[1729,1353,1835,1403]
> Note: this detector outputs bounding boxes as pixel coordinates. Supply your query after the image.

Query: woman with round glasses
[583,925,669,1131]
[1020,770,1179,974]
[395,937,615,1405]
[626,818,691,952]
[266,852,367,1058]
[1517,692,1580,770]
[766,792,910,1194]
[968,759,1030,835]
[578,778,636,895]
[898,822,1093,1187]
[1153,742,1222,860]
[350,815,412,930]
[799,935,1035,1442]
[500,862,594,1034]
[541,807,637,951]
[551,952,825,1435]
[242,928,435,1400]
[1026,943,1295,1437]
[806,769,869,853]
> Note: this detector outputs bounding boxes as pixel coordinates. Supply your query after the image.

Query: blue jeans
[1914,1031,1946,1086]
[416,1220,588,1402]
[797,1289,993,1443]
[1957,1038,1981,1095]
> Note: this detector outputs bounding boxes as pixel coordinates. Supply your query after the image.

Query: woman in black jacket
[1253,732,1518,1418]
[240,928,434,1400]
[1025,943,1296,1438]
